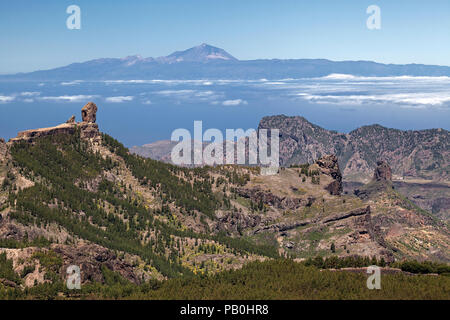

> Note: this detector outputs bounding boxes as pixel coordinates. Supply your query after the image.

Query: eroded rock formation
[0,138,6,159]
[354,161,394,200]
[53,243,141,285]
[315,154,343,195]
[81,102,98,123]
[9,103,100,143]
[373,160,392,181]
[66,115,76,124]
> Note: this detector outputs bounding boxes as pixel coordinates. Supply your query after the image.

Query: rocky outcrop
[254,220,312,234]
[9,122,100,143]
[315,154,343,195]
[324,181,341,196]
[0,222,24,241]
[216,211,262,234]
[53,243,141,285]
[0,138,6,160]
[81,102,98,123]
[79,122,100,140]
[254,206,371,235]
[9,104,101,143]
[66,115,76,124]
[11,123,76,143]
[373,160,392,181]
[237,187,315,210]
[354,161,394,199]
[322,206,371,224]
[0,243,143,287]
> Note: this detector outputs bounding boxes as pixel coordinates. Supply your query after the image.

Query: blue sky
[1,0,450,73]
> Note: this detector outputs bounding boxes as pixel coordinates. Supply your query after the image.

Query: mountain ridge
[0,102,449,298]
[132,114,449,182]
[132,115,450,221]
[4,44,450,80]
[260,115,449,181]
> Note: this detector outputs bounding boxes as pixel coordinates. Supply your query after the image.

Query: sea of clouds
[1,75,450,110]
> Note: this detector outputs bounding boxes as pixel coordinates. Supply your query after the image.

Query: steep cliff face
[258,115,449,182]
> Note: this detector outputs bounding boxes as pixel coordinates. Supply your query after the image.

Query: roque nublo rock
[81,102,98,123]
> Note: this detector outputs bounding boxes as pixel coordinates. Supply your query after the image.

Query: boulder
[81,102,98,123]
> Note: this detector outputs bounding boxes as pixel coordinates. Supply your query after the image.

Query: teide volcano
[4,43,450,80]
[161,43,238,63]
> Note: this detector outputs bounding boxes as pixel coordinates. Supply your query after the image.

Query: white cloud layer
[296,93,450,107]
[4,75,449,109]
[20,91,40,96]
[60,80,83,86]
[105,96,134,103]
[222,99,248,106]
[39,95,98,102]
[0,95,15,103]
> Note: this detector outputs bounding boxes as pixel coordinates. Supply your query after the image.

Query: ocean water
[1,75,449,147]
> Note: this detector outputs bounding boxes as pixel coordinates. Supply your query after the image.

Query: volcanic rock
[373,161,392,181]
[216,211,262,234]
[53,243,141,285]
[9,104,101,143]
[315,154,343,195]
[0,138,6,159]
[81,102,98,123]
[66,115,76,124]
[354,161,394,199]
[10,122,99,143]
